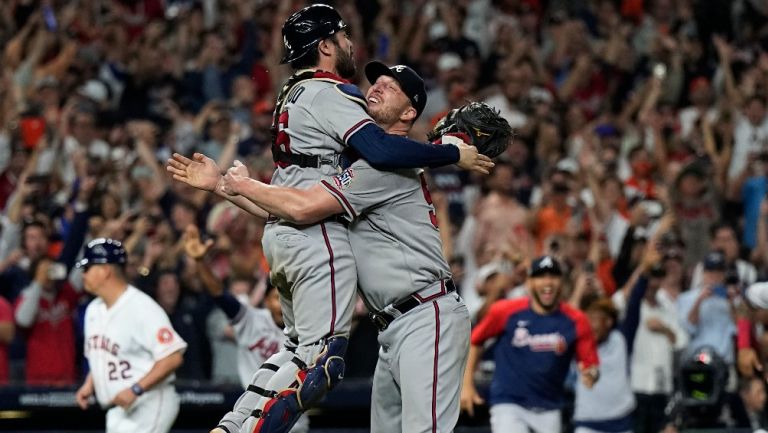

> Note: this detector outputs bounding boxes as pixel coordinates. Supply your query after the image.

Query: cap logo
[540,256,554,268]
[414,95,419,102]
[92,245,108,257]
[393,65,406,73]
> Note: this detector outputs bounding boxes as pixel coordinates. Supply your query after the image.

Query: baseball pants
[105,385,179,433]
[371,292,470,433]
[248,221,356,419]
[489,403,561,433]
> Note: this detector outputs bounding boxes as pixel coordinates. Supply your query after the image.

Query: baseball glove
[427,102,513,158]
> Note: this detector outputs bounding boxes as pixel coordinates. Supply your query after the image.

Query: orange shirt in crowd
[535,205,572,253]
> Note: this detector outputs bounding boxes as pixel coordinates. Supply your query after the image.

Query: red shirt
[0,297,12,384]
[15,283,79,385]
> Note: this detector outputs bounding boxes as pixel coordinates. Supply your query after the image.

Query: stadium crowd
[3,0,768,431]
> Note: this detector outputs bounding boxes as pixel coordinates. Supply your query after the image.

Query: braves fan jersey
[231,307,285,389]
[320,160,450,309]
[84,286,187,408]
[471,298,598,410]
[271,72,374,190]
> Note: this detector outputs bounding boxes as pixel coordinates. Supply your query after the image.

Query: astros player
[461,256,600,433]
[218,62,475,433]
[167,4,490,432]
[181,224,308,433]
[75,238,187,433]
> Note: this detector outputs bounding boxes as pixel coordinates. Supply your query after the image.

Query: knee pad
[251,336,348,433]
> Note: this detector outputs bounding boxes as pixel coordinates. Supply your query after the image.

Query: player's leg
[217,350,296,433]
[489,404,533,433]
[251,222,357,432]
[108,386,180,433]
[523,407,561,433]
[370,331,402,433]
[398,294,471,433]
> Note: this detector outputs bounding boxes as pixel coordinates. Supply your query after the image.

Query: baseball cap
[365,61,427,119]
[746,282,768,309]
[529,255,563,278]
[76,238,127,269]
[702,250,726,271]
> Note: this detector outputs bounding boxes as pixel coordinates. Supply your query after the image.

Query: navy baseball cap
[76,238,127,269]
[365,61,427,119]
[702,250,726,271]
[529,256,563,277]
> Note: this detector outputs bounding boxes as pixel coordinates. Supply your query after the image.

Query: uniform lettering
[248,337,280,360]
[512,327,567,354]
[87,335,120,356]
[287,86,305,104]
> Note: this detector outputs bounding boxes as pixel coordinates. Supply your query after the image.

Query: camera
[47,263,67,281]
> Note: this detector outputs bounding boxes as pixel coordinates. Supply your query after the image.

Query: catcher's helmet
[76,238,127,269]
[281,4,347,64]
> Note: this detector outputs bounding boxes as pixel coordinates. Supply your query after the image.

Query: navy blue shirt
[471,298,599,410]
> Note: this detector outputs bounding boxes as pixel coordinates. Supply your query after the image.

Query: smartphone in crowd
[47,263,67,281]
[19,116,46,149]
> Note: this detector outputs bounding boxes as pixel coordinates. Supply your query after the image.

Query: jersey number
[419,173,439,228]
[275,111,291,155]
[108,361,132,381]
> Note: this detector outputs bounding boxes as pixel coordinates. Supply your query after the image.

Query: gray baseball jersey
[270,77,373,189]
[321,159,471,433]
[265,75,371,346]
[242,74,368,428]
[320,160,451,310]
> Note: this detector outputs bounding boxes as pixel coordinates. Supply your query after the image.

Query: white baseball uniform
[84,285,187,433]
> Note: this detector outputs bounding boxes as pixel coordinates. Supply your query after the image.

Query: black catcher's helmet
[281,4,347,64]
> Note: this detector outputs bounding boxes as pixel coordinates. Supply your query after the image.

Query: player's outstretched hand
[183,225,214,260]
[227,159,249,178]
[222,160,250,196]
[75,382,93,410]
[166,152,222,192]
[454,141,494,175]
[459,383,485,417]
[112,387,137,410]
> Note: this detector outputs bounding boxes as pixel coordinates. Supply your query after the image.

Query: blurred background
[3,0,768,432]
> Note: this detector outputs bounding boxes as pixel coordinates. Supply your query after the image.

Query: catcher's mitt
[427,102,513,158]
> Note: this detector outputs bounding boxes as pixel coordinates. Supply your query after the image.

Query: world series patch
[333,168,355,190]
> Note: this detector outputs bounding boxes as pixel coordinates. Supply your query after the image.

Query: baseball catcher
[428,102,514,158]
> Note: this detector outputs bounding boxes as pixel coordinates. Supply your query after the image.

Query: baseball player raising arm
[461,256,599,433]
[75,238,187,433]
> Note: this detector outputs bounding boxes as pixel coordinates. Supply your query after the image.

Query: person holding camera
[676,250,739,386]
[13,256,79,384]
[689,222,757,291]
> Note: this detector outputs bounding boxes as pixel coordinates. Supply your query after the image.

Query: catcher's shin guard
[252,336,348,433]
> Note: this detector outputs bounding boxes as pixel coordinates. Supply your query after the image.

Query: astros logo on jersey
[157,327,174,344]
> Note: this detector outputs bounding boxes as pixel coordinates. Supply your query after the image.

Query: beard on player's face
[530,275,561,311]
[366,79,412,127]
[332,37,356,78]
